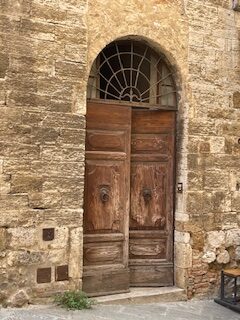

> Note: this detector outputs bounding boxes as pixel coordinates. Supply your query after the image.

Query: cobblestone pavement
[0,300,239,320]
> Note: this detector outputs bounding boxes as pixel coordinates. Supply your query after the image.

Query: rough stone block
[175,243,192,268]
[187,171,203,191]
[59,128,85,145]
[41,113,85,129]
[11,175,43,193]
[232,191,240,211]
[0,142,40,160]
[202,251,216,264]
[186,192,203,215]
[31,127,60,144]
[216,250,230,264]
[8,228,37,249]
[225,229,240,247]
[30,3,67,22]
[0,175,10,194]
[0,194,29,211]
[28,191,62,209]
[7,289,29,307]
[0,228,7,250]
[40,227,69,250]
[175,231,190,244]
[41,146,84,162]
[20,19,55,41]
[203,170,228,190]
[192,231,204,251]
[0,53,9,78]
[233,91,240,108]
[175,267,187,289]
[209,137,225,154]
[225,136,240,155]
[64,44,87,62]
[69,227,82,279]
[55,61,85,78]
[206,231,225,250]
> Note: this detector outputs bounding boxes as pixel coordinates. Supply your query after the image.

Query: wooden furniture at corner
[214,268,240,314]
[221,269,240,304]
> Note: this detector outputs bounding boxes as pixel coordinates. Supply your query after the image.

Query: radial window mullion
[87,40,177,107]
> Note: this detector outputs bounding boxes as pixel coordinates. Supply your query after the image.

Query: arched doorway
[83,39,177,296]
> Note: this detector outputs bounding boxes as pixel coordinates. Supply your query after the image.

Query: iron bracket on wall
[177,183,183,193]
[233,0,240,11]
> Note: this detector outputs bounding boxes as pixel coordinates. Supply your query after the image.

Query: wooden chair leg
[233,277,237,305]
[221,271,225,300]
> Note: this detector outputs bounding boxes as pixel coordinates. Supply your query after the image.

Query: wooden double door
[83,101,175,296]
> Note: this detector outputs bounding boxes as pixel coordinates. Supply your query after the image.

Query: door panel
[130,162,167,230]
[83,102,131,296]
[129,110,175,287]
[84,160,125,233]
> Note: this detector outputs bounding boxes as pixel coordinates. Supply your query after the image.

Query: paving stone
[0,301,239,320]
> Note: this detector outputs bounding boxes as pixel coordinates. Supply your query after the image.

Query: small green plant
[54,290,95,310]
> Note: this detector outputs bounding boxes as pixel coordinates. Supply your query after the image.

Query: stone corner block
[175,243,192,269]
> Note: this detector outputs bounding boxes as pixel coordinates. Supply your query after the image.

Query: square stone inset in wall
[42,228,55,241]
[55,265,69,281]
[37,267,51,283]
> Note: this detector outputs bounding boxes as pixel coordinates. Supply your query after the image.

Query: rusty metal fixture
[142,188,152,203]
[100,187,110,203]
[177,182,183,193]
[233,0,240,11]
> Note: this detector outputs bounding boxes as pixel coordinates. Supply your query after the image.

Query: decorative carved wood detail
[84,161,124,233]
[130,163,167,229]
[84,242,123,265]
[86,130,125,152]
[131,134,169,154]
[129,238,167,259]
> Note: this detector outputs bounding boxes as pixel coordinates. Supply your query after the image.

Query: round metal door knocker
[100,187,110,203]
[142,188,152,203]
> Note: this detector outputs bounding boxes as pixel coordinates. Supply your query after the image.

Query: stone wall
[183,0,240,298]
[0,0,239,305]
[0,0,88,306]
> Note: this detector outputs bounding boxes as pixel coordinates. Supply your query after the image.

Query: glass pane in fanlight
[161,85,175,107]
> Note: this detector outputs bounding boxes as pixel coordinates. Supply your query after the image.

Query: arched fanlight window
[87,40,177,109]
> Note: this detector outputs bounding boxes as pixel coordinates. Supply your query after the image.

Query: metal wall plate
[37,267,51,283]
[42,228,55,241]
[55,265,69,281]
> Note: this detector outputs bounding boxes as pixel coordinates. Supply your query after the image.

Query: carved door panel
[129,110,175,286]
[83,102,131,296]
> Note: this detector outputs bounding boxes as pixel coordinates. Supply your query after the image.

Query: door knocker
[142,188,152,203]
[100,187,110,203]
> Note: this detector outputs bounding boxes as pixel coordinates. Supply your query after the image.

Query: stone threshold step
[95,287,187,305]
